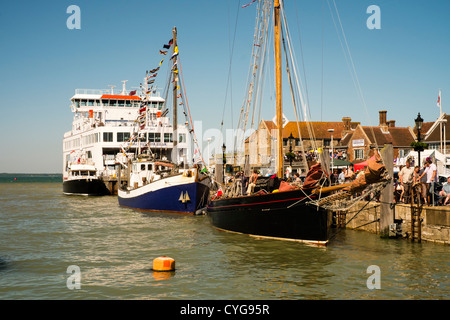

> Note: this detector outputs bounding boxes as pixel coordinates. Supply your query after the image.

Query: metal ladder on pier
[409,184,423,242]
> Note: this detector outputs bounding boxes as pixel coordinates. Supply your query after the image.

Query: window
[74,100,80,108]
[110,100,117,107]
[117,132,130,142]
[147,164,153,171]
[179,133,186,143]
[80,99,87,106]
[149,132,161,142]
[125,100,131,107]
[88,100,94,106]
[103,132,113,142]
[102,99,109,106]
[141,164,146,171]
[118,100,124,107]
[354,149,364,160]
[164,133,173,143]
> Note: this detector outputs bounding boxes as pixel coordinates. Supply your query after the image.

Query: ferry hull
[63,178,111,196]
[207,189,332,245]
[118,180,210,214]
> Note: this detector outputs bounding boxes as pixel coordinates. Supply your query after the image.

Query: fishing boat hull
[63,178,111,196]
[207,189,332,245]
[118,174,210,214]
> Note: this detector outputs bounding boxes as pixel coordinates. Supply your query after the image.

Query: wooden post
[380,144,394,237]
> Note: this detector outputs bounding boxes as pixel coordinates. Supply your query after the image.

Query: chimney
[379,110,387,127]
[388,120,396,127]
[342,117,351,132]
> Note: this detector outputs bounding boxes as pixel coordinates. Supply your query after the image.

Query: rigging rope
[326,0,384,165]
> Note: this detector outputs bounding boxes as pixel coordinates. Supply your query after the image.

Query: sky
[0,0,449,173]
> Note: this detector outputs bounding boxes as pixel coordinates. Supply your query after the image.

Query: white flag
[437,89,441,108]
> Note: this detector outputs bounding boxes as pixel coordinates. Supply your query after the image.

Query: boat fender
[272,189,279,193]
[152,256,175,272]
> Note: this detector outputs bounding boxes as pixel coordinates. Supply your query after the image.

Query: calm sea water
[0,175,448,300]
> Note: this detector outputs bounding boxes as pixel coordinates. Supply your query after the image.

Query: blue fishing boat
[118,27,211,214]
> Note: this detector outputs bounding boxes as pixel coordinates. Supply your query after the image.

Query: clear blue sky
[1,0,449,173]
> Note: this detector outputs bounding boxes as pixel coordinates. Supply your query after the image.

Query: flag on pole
[437,89,441,108]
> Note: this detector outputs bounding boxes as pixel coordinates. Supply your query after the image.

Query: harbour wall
[341,202,450,245]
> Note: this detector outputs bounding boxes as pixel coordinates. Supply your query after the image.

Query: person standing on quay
[419,157,438,206]
[399,160,414,204]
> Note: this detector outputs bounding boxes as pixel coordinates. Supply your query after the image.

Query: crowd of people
[328,156,447,206]
[394,157,443,206]
[220,155,449,206]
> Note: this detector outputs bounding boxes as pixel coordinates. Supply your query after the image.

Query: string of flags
[241,0,257,8]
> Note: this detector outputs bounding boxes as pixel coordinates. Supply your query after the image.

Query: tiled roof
[361,126,415,147]
[263,120,358,139]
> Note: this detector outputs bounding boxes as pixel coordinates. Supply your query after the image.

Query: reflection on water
[0,182,448,300]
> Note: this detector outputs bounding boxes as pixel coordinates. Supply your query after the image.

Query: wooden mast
[172,26,178,161]
[274,0,283,178]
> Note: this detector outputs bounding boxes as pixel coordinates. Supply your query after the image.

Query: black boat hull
[63,178,111,196]
[207,189,332,245]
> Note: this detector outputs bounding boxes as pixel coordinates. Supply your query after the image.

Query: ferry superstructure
[62,82,189,195]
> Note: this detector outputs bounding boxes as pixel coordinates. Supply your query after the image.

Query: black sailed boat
[208,162,334,245]
[207,0,389,245]
[208,185,331,245]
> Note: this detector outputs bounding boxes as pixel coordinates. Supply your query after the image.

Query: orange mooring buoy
[152,256,175,272]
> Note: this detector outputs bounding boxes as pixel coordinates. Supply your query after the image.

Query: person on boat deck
[345,165,355,182]
[247,169,259,194]
[240,171,248,195]
[338,169,346,185]
[330,169,339,185]
[293,172,302,184]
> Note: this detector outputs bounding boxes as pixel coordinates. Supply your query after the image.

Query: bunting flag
[129,90,136,95]
[163,44,170,49]
[170,52,178,60]
[147,79,155,84]
[168,39,173,46]
[159,50,168,55]
[241,0,257,8]
[193,148,203,164]
[159,59,164,66]
[149,67,160,73]
[147,73,157,79]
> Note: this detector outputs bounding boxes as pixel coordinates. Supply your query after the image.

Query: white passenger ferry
[62,81,189,195]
